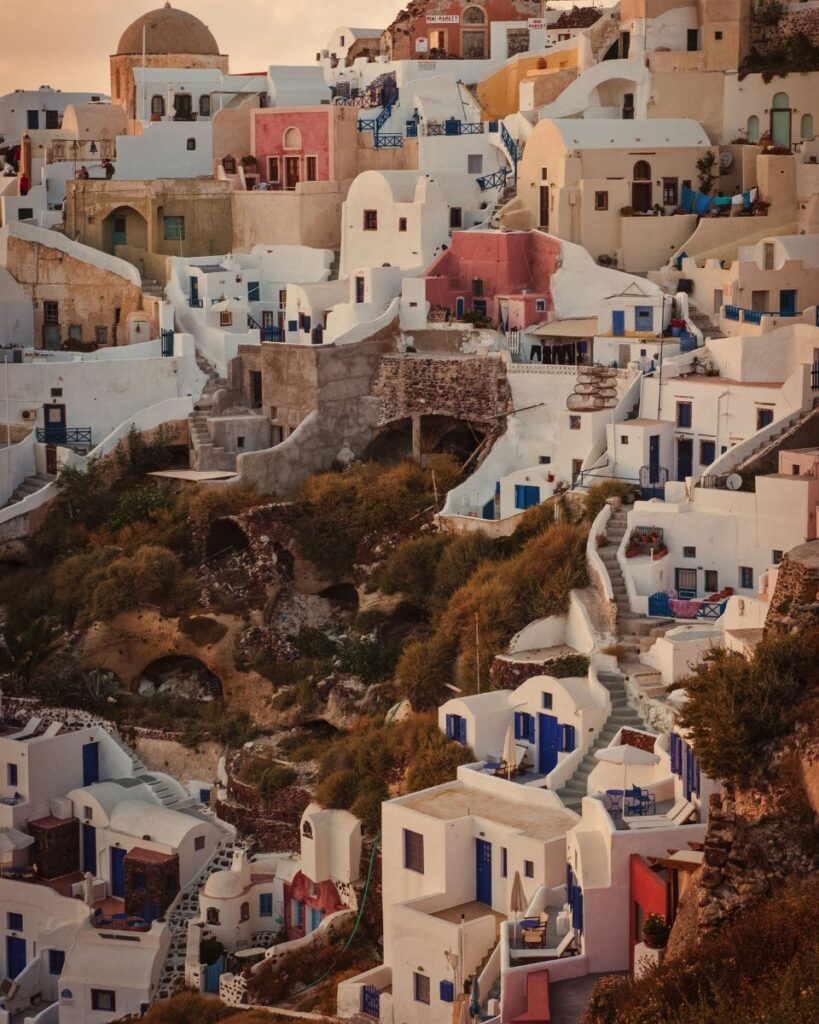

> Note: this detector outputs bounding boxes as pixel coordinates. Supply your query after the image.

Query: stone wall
[29,816,80,879]
[217,774,312,851]
[373,353,510,428]
[764,541,819,636]
[125,849,180,919]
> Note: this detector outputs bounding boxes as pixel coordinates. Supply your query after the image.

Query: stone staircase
[188,375,235,472]
[141,277,164,298]
[2,473,54,508]
[556,666,649,811]
[137,772,184,809]
[687,306,726,342]
[489,182,517,230]
[733,411,806,475]
[155,833,243,998]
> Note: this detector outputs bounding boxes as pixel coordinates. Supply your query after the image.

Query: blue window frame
[7,912,23,931]
[634,306,654,332]
[670,733,682,776]
[48,950,65,976]
[542,692,553,710]
[700,440,716,466]
[439,980,454,1003]
[6,763,17,787]
[445,714,467,744]
[676,402,692,428]
[514,712,534,743]
[501,847,508,878]
[404,829,424,873]
[561,724,576,753]
[514,484,540,510]
[259,893,273,917]
[247,281,260,302]
[287,320,298,333]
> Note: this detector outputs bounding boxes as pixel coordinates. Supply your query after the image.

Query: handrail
[477,168,508,191]
[36,427,91,446]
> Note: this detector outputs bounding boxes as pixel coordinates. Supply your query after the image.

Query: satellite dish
[725,473,743,491]
[719,150,734,169]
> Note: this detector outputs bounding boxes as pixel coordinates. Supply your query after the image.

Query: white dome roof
[203,868,246,899]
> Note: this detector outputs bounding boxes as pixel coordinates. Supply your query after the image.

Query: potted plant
[626,545,639,559]
[642,913,670,949]
[651,544,668,561]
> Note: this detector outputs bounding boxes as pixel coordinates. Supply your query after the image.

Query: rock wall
[764,541,819,636]
[217,774,312,851]
[373,353,510,428]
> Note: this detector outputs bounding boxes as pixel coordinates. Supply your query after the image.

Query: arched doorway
[462,6,487,58]
[631,160,652,212]
[770,92,791,148]
[104,205,147,255]
[206,517,250,559]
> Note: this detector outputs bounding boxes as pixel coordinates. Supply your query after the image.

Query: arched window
[463,5,486,23]
[772,92,790,110]
[199,94,211,117]
[283,127,302,150]
[747,115,760,143]
[223,154,236,174]
[240,902,250,922]
[151,95,165,117]
[801,113,814,140]
[302,820,313,838]
[633,160,651,180]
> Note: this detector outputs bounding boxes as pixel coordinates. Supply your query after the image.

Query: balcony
[35,427,91,447]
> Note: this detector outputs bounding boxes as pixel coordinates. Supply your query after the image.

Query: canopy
[528,317,597,338]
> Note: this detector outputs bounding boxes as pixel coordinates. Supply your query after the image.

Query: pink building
[252,106,359,190]
[424,230,562,329]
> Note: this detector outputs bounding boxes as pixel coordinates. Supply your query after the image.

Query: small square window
[163,215,185,241]
[398,217,407,232]
[50,387,63,398]
[739,566,754,589]
[237,436,245,449]
[539,455,551,465]
[84,806,93,820]
[219,311,233,328]
[91,990,116,1013]
[524,860,534,878]
[704,570,719,593]
[700,440,716,466]
[542,692,552,709]
[414,972,430,1004]
[715,30,723,40]
[772,550,783,565]
[7,912,23,931]
[305,156,317,181]
[569,415,581,430]
[536,298,547,313]
[620,435,628,444]
[194,835,205,851]
[404,829,424,873]
[683,546,696,558]
[594,190,608,211]
[363,209,378,231]
[449,207,463,229]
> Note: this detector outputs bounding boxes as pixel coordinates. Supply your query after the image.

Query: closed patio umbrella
[594,744,660,818]
[459,998,471,1024]
[502,726,516,779]
[510,869,527,943]
[469,974,481,1019]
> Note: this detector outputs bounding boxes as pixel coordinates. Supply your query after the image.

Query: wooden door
[539,185,550,228]
[285,157,300,190]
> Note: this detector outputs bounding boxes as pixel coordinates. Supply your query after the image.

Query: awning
[527,318,597,339]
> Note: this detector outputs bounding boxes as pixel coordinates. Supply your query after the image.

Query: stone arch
[103,204,148,255]
[463,5,486,23]
[206,517,250,559]
[283,126,302,150]
[140,654,223,699]
[747,114,760,143]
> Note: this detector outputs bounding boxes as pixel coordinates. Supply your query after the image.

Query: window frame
[662,177,679,206]
[414,972,431,1005]
[363,209,378,231]
[403,828,425,873]
[259,892,274,917]
[305,155,318,182]
[739,566,754,590]
[524,860,534,878]
[594,190,608,211]
[704,569,719,593]
[676,401,692,429]
[163,215,185,242]
[91,990,116,1013]
[7,912,23,931]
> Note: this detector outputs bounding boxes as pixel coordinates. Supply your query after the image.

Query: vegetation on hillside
[585,875,819,1024]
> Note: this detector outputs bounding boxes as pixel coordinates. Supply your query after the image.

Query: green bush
[548,654,590,678]
[582,480,635,523]
[292,627,337,659]
[375,533,451,609]
[337,634,395,684]
[105,483,173,532]
[676,630,816,783]
[316,768,358,809]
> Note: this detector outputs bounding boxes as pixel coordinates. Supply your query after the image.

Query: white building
[0,87,107,145]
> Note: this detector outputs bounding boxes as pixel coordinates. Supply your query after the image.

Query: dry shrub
[185,486,260,533]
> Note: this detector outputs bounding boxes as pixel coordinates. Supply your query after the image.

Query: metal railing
[812,362,819,392]
[477,168,508,191]
[375,134,403,148]
[500,122,520,177]
[188,297,203,308]
[679,331,699,353]
[160,329,174,357]
[260,325,282,342]
[426,120,484,136]
[36,427,92,446]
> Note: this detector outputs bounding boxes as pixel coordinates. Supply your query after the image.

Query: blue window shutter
[303,316,312,333]
[563,725,576,752]
[527,714,535,743]
[458,717,467,744]
[445,714,454,739]
[542,692,552,709]
[439,981,454,1003]
[515,485,525,510]
[288,320,298,332]
[514,712,522,740]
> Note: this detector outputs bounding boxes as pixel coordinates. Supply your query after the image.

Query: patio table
[605,789,642,814]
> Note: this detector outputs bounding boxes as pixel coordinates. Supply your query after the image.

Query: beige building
[621,0,750,72]
[1,222,147,349]
[503,118,714,272]
[64,177,233,282]
[110,3,229,123]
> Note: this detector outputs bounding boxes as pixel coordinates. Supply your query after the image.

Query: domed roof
[203,868,246,899]
[116,3,220,56]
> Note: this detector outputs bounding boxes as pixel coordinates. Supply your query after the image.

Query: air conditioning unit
[21,408,37,420]
[50,796,73,819]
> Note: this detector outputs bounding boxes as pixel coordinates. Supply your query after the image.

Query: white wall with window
[114,120,213,179]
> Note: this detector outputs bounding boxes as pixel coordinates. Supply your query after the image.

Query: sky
[0,0,400,95]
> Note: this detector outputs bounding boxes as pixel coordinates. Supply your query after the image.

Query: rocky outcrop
[764,541,819,636]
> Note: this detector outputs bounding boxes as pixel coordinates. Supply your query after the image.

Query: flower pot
[547,473,555,482]
[642,927,669,949]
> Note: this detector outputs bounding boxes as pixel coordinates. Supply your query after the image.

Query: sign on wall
[427,15,461,24]
[415,38,429,52]
[528,18,547,30]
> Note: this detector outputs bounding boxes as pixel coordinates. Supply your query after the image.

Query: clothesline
[680,184,758,215]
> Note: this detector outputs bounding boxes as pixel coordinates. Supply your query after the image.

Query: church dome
[116,3,220,56]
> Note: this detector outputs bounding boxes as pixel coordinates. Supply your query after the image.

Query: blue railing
[679,331,699,353]
[744,308,762,324]
[427,120,484,136]
[724,305,740,321]
[160,329,174,357]
[260,326,282,342]
[376,134,404,148]
[477,168,508,191]
[406,120,418,138]
[36,427,92,446]
[500,123,519,177]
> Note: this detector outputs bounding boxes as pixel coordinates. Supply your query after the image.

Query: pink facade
[391,0,540,59]
[283,870,344,940]
[252,106,358,189]
[424,231,562,328]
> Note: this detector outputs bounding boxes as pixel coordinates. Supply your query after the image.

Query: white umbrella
[594,744,660,819]
[502,726,516,779]
[0,829,34,854]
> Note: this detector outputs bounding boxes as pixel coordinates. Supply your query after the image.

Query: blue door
[189,276,200,306]
[111,215,127,251]
[6,936,26,979]
[475,839,492,905]
[204,955,225,994]
[455,296,465,319]
[538,714,560,775]
[612,310,625,337]
[82,742,99,786]
[676,438,693,481]
[82,823,97,876]
[110,847,126,898]
[362,985,381,1018]
[309,907,323,932]
[779,289,797,315]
